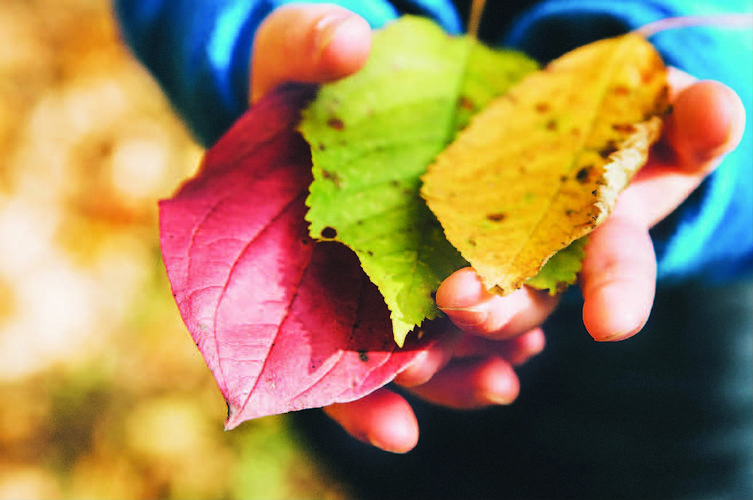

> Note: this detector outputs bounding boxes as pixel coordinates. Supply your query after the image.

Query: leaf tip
[224,401,245,431]
[392,319,417,348]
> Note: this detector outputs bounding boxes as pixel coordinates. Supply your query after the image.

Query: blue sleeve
[503,0,753,284]
[112,0,460,147]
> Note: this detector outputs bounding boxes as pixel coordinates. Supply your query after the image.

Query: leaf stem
[634,13,753,38]
[467,0,487,38]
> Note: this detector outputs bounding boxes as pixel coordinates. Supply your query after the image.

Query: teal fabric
[113,0,461,147]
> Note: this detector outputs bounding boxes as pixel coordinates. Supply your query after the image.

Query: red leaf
[159,85,434,429]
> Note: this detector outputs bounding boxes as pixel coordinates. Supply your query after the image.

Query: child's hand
[252,6,745,454]
[439,70,745,343]
[250,4,371,103]
[252,4,545,453]
[324,74,745,454]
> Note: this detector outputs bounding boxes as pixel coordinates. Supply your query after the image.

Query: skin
[252,4,747,453]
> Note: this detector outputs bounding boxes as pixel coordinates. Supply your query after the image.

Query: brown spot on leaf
[321,169,342,188]
[641,67,657,83]
[598,140,619,159]
[458,96,475,110]
[327,117,345,130]
[613,85,629,96]
[358,351,369,362]
[612,123,636,134]
[546,119,558,131]
[576,165,594,184]
[320,226,337,239]
[486,212,507,222]
[657,86,671,113]
[647,88,672,119]
[535,102,550,113]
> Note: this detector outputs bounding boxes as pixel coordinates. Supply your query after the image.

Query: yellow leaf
[421,33,670,294]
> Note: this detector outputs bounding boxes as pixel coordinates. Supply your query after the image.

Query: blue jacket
[114,0,752,284]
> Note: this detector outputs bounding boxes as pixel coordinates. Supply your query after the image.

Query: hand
[440,69,746,343]
[251,5,746,453]
[351,71,743,453]
[252,4,545,453]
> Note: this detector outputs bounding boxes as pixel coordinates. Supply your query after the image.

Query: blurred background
[5,3,751,500]
[0,1,349,498]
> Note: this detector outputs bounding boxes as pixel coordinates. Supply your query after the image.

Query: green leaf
[299,16,537,346]
[525,237,588,294]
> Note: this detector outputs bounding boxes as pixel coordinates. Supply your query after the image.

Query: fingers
[326,323,542,452]
[394,323,463,387]
[405,357,520,409]
[616,75,746,228]
[395,323,545,388]
[580,76,743,342]
[453,327,547,366]
[580,75,744,342]
[580,217,656,342]
[323,388,418,453]
[664,77,745,168]
[325,351,527,452]
[436,267,559,339]
[251,5,371,103]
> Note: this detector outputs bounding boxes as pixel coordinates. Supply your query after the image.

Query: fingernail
[479,369,519,405]
[716,86,746,155]
[696,84,746,162]
[440,306,488,328]
[482,389,516,405]
[592,292,645,342]
[600,328,639,342]
[367,431,413,455]
[315,12,356,55]
[367,434,391,452]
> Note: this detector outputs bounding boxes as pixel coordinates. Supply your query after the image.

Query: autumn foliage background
[0,1,348,498]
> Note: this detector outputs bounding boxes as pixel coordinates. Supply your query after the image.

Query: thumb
[251,4,371,103]
[663,77,745,169]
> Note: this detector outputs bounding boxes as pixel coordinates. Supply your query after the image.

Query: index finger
[436,267,559,339]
